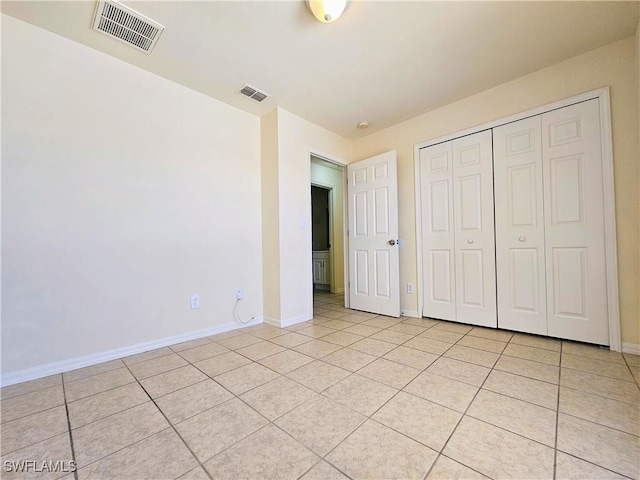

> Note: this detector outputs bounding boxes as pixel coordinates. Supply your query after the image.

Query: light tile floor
[1,292,639,479]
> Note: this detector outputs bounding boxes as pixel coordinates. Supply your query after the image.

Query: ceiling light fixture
[306,0,347,23]
[357,121,369,129]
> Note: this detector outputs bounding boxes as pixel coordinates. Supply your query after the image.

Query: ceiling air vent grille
[92,0,164,54]
[236,84,270,103]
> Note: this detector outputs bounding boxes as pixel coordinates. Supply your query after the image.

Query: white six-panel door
[494,116,548,334]
[452,131,497,327]
[542,99,608,344]
[419,142,456,321]
[347,151,400,317]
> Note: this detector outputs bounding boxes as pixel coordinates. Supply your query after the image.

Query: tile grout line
[68,393,150,430]
[121,350,175,368]
[622,353,640,389]
[75,425,176,474]
[60,378,79,480]
[556,451,637,480]
[552,341,563,480]
[0,408,85,460]
[559,364,637,384]
[63,377,138,407]
[478,384,556,412]
[315,301,638,475]
[267,410,356,480]
[3,371,118,402]
[423,338,501,480]
[558,382,640,404]
[340,324,489,476]
[121,361,216,480]
[62,367,127,387]
[176,391,291,476]
[307,299,628,476]
[2,296,636,479]
[557,410,640,438]
[0,400,72,429]
[258,312,636,476]
[298,309,432,473]
[471,336,637,476]
[311,323,468,480]
[67,371,205,473]
[0,376,64,402]
[454,369,564,452]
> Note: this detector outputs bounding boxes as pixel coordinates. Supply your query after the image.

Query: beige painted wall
[262,108,351,325]
[311,158,345,294]
[261,109,281,321]
[353,36,640,346]
[637,18,640,343]
[2,15,263,375]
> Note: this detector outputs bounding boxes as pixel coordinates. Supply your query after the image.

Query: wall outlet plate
[407,282,415,294]
[190,295,200,309]
[236,290,243,300]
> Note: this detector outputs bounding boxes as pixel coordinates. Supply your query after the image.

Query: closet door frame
[414,87,620,351]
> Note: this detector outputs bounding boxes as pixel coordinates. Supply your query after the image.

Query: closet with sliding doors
[418,94,618,347]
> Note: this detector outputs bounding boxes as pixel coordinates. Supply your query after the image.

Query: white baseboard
[0,316,263,388]
[282,314,313,328]
[622,342,640,355]
[401,310,420,318]
[264,314,312,328]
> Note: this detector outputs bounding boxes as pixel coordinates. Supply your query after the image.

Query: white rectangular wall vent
[92,0,164,54]
[236,84,270,103]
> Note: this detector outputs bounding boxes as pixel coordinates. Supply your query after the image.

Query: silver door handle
[467,239,474,244]
[389,239,397,246]
[518,236,526,242]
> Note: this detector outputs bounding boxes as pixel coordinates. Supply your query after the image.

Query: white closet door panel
[420,142,456,320]
[494,116,547,335]
[460,249,484,307]
[542,99,608,345]
[453,130,497,327]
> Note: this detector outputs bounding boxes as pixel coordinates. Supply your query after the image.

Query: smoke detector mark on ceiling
[92,0,164,54]
[236,84,270,103]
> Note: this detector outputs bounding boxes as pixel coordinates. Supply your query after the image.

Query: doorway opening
[310,154,347,314]
[311,185,331,292]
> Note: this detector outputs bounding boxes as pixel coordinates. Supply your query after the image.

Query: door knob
[389,239,396,246]
[518,236,526,242]
[467,239,474,244]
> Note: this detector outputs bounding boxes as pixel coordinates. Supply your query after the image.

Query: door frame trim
[414,87,621,351]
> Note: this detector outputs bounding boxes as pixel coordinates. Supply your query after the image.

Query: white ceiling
[2,1,638,139]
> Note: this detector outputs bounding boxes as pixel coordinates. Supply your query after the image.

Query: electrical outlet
[407,282,415,294]
[190,295,200,309]
[236,290,243,300]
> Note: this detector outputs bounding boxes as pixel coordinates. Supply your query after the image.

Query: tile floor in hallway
[1,292,639,480]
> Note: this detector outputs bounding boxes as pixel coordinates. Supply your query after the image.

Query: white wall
[1,16,263,377]
[277,109,352,322]
[262,108,351,326]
